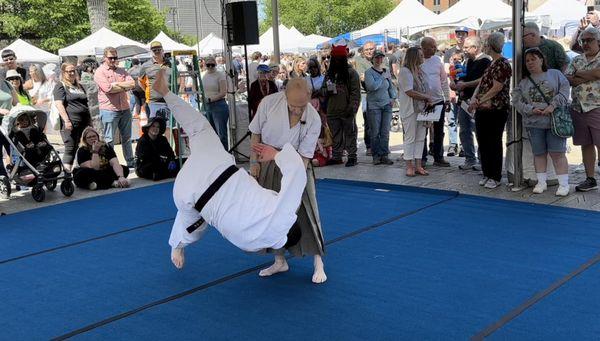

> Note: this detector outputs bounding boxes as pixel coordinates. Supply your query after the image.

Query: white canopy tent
[532,0,586,29]
[304,34,331,48]
[149,31,193,52]
[195,33,225,56]
[58,27,146,56]
[356,0,439,37]
[248,25,315,54]
[430,0,514,27]
[1,39,59,63]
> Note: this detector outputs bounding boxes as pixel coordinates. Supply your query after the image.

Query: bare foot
[171,248,185,269]
[312,255,327,284]
[259,259,289,277]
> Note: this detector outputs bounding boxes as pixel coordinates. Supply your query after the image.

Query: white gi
[165,93,307,252]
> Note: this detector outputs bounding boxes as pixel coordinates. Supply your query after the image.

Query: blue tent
[317,33,400,49]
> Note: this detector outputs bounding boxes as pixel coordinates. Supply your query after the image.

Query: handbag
[528,76,573,138]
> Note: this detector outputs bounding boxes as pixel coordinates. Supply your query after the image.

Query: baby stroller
[0,105,75,202]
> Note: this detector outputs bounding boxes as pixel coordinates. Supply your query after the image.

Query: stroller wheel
[0,176,10,199]
[32,185,45,202]
[45,180,58,191]
[61,180,75,197]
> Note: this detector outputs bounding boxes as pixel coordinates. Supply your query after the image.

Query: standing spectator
[290,57,308,79]
[94,47,136,168]
[385,43,400,80]
[353,41,377,156]
[565,27,600,192]
[54,63,92,172]
[421,37,451,167]
[451,37,492,171]
[468,32,512,189]
[523,22,568,72]
[6,70,32,105]
[0,69,18,178]
[398,47,432,177]
[128,58,145,118]
[513,47,571,196]
[364,50,396,165]
[321,45,361,167]
[139,41,172,120]
[444,27,469,157]
[275,64,288,91]
[248,51,262,86]
[201,56,229,149]
[248,64,277,119]
[73,127,129,190]
[215,56,227,73]
[27,64,54,115]
[1,49,27,80]
[571,9,600,53]
[135,117,178,181]
[78,58,102,135]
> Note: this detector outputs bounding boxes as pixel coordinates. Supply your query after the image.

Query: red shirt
[94,63,133,112]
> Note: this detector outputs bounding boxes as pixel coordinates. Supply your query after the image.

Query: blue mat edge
[317,178,459,197]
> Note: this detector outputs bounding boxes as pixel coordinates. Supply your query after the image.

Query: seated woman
[73,127,130,190]
[135,117,178,180]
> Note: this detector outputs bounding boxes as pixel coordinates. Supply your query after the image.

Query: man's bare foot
[259,256,289,277]
[171,248,185,269]
[312,255,327,284]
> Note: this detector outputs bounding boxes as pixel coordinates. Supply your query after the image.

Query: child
[11,112,50,167]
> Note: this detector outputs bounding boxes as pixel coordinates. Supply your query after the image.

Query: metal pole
[271,0,280,63]
[510,0,525,190]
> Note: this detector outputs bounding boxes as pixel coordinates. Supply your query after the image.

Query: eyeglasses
[580,37,597,45]
[2,56,15,62]
[206,64,216,67]
[107,56,119,61]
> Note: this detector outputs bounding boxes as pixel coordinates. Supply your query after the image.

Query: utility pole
[272,0,280,63]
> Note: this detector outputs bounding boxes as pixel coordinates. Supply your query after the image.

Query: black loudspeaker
[225,1,259,45]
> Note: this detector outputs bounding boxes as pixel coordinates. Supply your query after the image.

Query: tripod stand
[227,43,253,160]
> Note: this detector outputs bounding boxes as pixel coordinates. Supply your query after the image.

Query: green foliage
[0,0,173,53]
[259,0,395,37]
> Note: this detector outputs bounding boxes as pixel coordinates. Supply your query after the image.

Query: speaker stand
[228,44,253,160]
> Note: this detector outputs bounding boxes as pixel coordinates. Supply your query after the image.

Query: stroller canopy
[0,105,47,136]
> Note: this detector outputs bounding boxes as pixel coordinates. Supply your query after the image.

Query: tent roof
[195,33,225,56]
[431,0,513,27]
[1,39,59,63]
[150,31,193,52]
[58,27,146,56]
[357,0,438,36]
[532,0,586,27]
[248,25,315,54]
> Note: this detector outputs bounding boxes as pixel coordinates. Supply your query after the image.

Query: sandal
[415,167,429,176]
[406,166,416,177]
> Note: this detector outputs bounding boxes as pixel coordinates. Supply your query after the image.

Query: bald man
[152,70,308,269]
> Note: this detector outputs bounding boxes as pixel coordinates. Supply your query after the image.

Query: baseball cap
[150,41,163,49]
[373,50,385,58]
[257,64,271,73]
[455,26,469,33]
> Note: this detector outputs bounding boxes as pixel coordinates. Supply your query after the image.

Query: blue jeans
[205,99,229,149]
[366,104,392,159]
[448,103,459,145]
[458,105,477,163]
[100,109,134,167]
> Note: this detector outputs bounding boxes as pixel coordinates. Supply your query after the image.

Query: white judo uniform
[165,93,307,252]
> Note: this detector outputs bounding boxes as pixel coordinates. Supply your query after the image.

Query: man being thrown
[153,70,308,269]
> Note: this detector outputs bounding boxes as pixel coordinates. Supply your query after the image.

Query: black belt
[186,165,239,233]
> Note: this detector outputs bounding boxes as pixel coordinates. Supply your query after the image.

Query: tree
[0,0,170,52]
[259,0,395,37]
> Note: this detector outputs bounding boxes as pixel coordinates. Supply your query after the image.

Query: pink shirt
[94,63,133,111]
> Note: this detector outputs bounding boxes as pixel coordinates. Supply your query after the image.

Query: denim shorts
[527,127,567,155]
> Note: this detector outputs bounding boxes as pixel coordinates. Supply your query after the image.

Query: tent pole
[272,0,281,63]
[510,0,525,191]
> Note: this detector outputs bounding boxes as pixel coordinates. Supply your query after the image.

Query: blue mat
[71,195,600,340]
[490,262,600,340]
[0,183,176,264]
[0,179,455,339]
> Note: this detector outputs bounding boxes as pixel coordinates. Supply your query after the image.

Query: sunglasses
[206,64,216,67]
[2,56,15,62]
[151,48,163,52]
[107,56,119,61]
[65,70,77,74]
[6,77,20,81]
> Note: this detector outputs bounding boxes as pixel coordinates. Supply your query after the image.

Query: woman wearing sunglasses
[201,56,229,149]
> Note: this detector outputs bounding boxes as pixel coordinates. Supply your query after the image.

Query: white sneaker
[484,179,500,189]
[574,163,585,174]
[532,182,547,194]
[479,177,489,186]
[556,185,570,197]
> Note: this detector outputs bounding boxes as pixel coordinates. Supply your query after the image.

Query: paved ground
[2,114,600,215]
